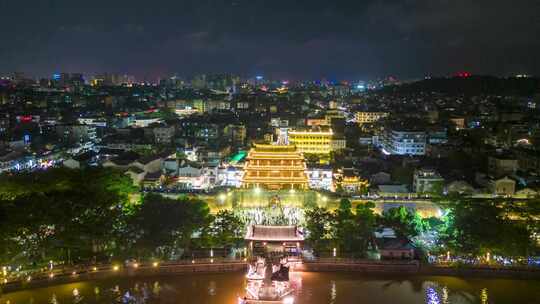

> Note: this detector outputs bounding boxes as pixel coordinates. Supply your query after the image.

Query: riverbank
[0,259,247,295]
[3,259,540,295]
[300,259,540,280]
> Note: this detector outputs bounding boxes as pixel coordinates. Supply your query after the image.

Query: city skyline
[1,0,539,80]
[0,2,539,303]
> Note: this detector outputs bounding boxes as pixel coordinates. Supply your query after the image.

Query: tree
[210,210,245,247]
[334,199,355,252]
[441,199,535,257]
[129,193,212,259]
[304,207,335,254]
[353,202,377,256]
[0,168,136,265]
[380,206,423,238]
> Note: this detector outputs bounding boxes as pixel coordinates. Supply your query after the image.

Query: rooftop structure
[241,144,308,190]
[245,225,304,242]
[413,168,444,194]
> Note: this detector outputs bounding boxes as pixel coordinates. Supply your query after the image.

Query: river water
[1,272,539,304]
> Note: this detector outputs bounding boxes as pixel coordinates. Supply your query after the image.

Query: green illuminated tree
[209,210,245,247]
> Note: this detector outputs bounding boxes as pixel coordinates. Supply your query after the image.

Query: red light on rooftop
[18,115,32,123]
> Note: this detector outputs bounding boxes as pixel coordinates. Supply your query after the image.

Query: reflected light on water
[153,281,161,295]
[426,286,441,304]
[330,280,336,304]
[441,286,449,304]
[481,288,489,304]
[1,273,538,304]
[49,293,58,304]
[209,281,217,296]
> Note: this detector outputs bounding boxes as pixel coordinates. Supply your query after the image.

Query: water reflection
[208,280,216,296]
[152,281,160,296]
[49,293,58,304]
[0,273,538,304]
[330,280,336,304]
[426,286,441,304]
[480,288,488,304]
[441,286,449,304]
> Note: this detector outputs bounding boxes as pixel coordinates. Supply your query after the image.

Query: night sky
[1,0,539,80]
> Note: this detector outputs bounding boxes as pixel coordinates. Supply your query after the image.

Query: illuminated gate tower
[242,143,308,190]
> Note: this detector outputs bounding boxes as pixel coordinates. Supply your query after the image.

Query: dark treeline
[382,76,540,96]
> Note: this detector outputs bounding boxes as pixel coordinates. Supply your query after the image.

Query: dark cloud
[0,0,539,80]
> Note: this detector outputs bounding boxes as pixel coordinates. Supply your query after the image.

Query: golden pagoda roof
[252,143,298,153]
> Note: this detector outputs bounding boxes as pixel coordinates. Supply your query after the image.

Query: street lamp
[333,248,337,257]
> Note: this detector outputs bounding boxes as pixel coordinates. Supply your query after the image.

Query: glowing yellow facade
[355,112,389,124]
[242,144,308,190]
[288,129,346,155]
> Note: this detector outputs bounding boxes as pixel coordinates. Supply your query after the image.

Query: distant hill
[381,76,540,96]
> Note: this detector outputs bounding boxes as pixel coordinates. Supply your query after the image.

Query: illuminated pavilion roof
[245,225,304,242]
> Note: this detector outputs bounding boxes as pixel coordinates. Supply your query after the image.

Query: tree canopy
[0,168,136,265]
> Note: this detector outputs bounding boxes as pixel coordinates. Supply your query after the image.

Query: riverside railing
[304,257,420,266]
[0,257,247,292]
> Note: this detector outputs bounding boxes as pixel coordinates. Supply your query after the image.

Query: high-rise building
[92,73,135,86]
[191,74,239,92]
